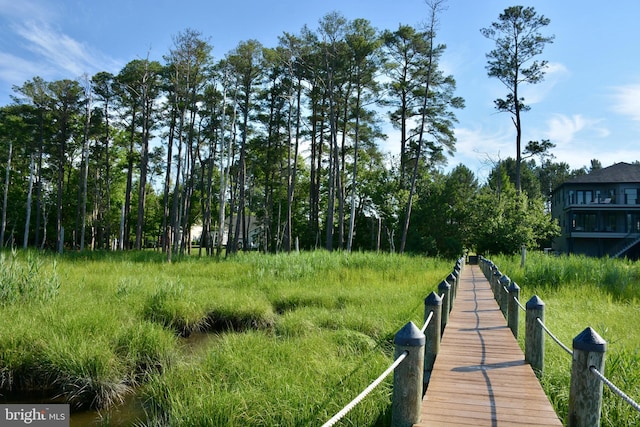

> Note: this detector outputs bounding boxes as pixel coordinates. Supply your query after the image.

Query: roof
[563,162,640,185]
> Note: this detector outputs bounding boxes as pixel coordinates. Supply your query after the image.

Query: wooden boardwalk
[415,264,563,427]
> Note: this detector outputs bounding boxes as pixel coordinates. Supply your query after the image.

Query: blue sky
[1,0,639,181]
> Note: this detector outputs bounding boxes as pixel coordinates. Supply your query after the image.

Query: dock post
[507,281,520,338]
[491,267,501,298]
[438,280,451,334]
[525,295,545,377]
[446,272,457,305]
[392,322,425,427]
[498,274,510,317]
[423,292,442,388]
[568,327,607,427]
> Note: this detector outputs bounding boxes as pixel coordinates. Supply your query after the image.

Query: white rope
[536,317,572,355]
[421,310,434,334]
[590,366,640,413]
[321,350,409,427]
[515,297,526,312]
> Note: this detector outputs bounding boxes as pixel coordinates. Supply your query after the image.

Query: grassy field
[0,250,453,426]
[489,252,640,427]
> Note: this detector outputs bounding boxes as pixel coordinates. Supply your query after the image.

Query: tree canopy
[0,6,579,258]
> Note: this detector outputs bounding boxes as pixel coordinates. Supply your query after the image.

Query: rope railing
[590,366,640,413]
[421,310,434,334]
[321,350,409,427]
[514,296,526,311]
[535,317,573,356]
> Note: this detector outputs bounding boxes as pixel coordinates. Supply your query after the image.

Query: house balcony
[563,202,640,211]
[569,231,634,239]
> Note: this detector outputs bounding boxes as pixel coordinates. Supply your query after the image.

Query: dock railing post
[446,272,457,305]
[392,322,425,427]
[525,295,545,377]
[492,267,501,298]
[499,274,510,317]
[507,281,520,338]
[453,263,461,298]
[437,280,451,334]
[568,327,607,427]
[423,292,442,389]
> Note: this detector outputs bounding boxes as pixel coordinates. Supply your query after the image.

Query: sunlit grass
[0,249,453,425]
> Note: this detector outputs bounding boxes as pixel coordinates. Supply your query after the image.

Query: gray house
[551,162,640,258]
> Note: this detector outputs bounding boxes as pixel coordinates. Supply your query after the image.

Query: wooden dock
[415,264,563,427]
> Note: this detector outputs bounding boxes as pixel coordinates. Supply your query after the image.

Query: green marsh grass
[491,252,640,426]
[0,250,452,425]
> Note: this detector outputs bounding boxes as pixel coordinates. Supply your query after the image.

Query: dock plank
[414,265,562,427]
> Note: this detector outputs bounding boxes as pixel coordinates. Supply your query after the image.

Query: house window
[573,213,597,231]
[624,188,638,205]
[627,214,640,232]
[576,190,593,204]
[568,190,575,205]
[603,213,617,232]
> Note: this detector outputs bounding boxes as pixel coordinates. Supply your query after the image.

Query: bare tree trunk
[399,0,439,253]
[162,106,177,253]
[1,142,12,247]
[216,84,234,256]
[325,88,337,251]
[347,86,362,251]
[284,82,302,252]
[124,105,137,251]
[79,79,92,251]
[104,94,112,250]
[23,154,34,248]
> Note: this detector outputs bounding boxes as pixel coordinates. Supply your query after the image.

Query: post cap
[525,295,545,310]
[438,279,451,291]
[573,327,607,353]
[394,321,426,347]
[424,291,442,306]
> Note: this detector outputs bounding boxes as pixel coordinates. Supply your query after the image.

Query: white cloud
[0,0,120,102]
[544,114,609,145]
[448,125,515,181]
[13,21,119,78]
[611,84,640,121]
[0,51,51,83]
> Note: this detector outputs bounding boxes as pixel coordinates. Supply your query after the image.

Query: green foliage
[470,168,559,255]
[407,165,478,257]
[481,6,554,112]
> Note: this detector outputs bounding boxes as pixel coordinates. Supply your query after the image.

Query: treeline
[0,11,582,257]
